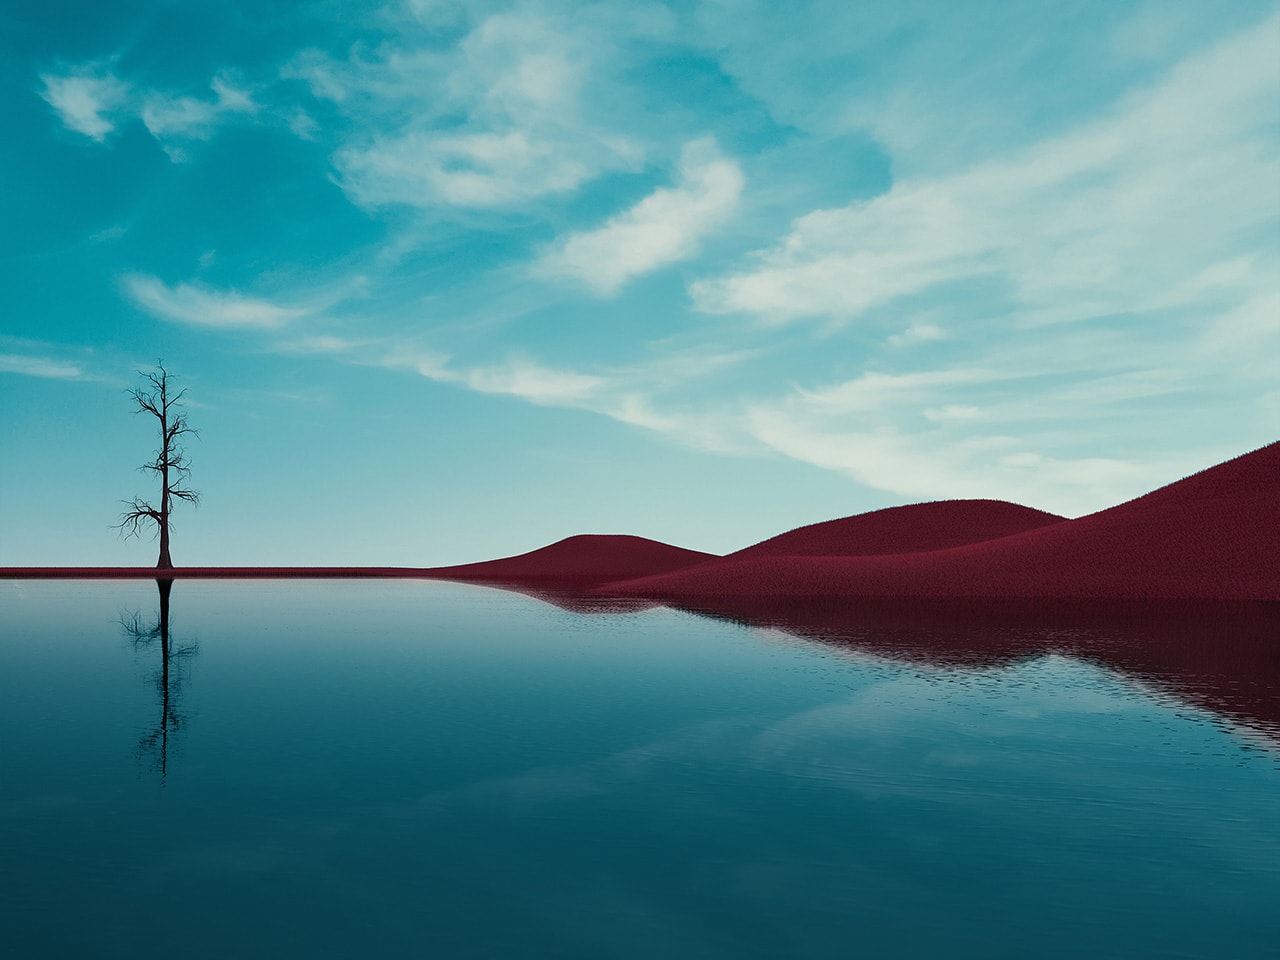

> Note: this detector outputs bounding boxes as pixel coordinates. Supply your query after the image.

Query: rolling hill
[729,499,1065,558]
[605,441,1280,601]
[420,534,716,586]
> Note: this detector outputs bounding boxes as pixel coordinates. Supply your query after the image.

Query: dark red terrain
[606,440,1280,602]
[420,534,716,587]
[729,499,1065,559]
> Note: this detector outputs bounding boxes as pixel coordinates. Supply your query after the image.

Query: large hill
[606,441,1280,601]
[730,499,1065,558]
[421,534,716,586]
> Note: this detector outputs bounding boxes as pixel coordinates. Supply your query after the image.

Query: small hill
[731,499,1064,558]
[604,441,1280,601]
[422,534,717,586]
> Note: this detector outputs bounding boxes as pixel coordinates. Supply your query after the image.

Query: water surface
[2,579,1277,959]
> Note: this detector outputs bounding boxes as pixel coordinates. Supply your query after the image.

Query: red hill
[731,499,1064,558]
[604,441,1280,601]
[422,534,716,586]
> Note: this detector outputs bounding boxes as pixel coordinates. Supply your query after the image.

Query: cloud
[140,75,256,146]
[739,356,1218,516]
[272,334,365,355]
[923,405,982,423]
[887,323,946,347]
[39,64,256,160]
[294,5,665,209]
[39,67,129,141]
[745,404,1183,518]
[691,10,1280,326]
[537,138,744,295]
[461,357,604,404]
[791,368,1006,416]
[0,353,83,380]
[365,340,748,453]
[337,128,624,208]
[376,347,603,405]
[125,274,305,329]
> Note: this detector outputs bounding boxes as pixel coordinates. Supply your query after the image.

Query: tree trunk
[158,430,172,568]
[157,517,173,569]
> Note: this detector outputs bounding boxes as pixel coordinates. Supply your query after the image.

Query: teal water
[1,579,1278,959]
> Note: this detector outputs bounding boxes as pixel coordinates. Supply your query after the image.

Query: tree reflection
[120,578,198,782]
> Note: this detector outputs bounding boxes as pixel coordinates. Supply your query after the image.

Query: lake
[2,579,1278,959]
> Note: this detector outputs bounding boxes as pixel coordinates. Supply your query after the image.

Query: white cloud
[39,68,129,141]
[338,128,622,208]
[0,354,83,380]
[125,274,305,329]
[924,405,982,423]
[744,403,1188,517]
[793,368,1005,416]
[297,6,662,209]
[692,11,1280,327]
[537,138,744,295]
[887,323,947,347]
[462,357,603,404]
[40,65,257,159]
[364,340,748,453]
[379,348,603,405]
[140,75,256,159]
[272,334,367,355]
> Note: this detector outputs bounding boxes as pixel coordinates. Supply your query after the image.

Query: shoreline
[0,567,436,579]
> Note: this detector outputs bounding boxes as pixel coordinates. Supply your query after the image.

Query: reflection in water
[666,595,1280,743]
[480,582,1280,744]
[119,579,198,781]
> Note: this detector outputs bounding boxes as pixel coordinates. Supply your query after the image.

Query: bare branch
[114,498,162,540]
[164,386,189,413]
[128,388,162,419]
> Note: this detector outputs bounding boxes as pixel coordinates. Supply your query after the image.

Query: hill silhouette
[420,534,716,587]
[730,499,1065,558]
[605,441,1280,601]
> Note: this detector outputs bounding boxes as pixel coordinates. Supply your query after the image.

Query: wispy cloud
[139,75,256,160]
[388,351,603,405]
[0,353,84,380]
[537,138,744,295]
[366,338,752,453]
[125,274,306,329]
[460,358,603,404]
[39,66,129,141]
[736,349,1223,516]
[887,323,947,347]
[745,403,1186,518]
[691,11,1280,326]
[292,5,670,209]
[39,65,257,160]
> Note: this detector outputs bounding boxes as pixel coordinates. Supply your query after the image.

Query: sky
[1,0,1278,567]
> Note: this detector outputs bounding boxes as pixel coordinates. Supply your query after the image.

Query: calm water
[2,579,1278,959]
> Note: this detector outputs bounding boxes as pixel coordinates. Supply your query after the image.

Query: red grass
[730,499,1064,558]
[418,534,716,586]
[604,441,1280,601]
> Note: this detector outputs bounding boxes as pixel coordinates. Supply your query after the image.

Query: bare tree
[115,362,199,568]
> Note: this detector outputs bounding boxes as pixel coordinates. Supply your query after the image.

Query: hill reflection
[479,583,1280,743]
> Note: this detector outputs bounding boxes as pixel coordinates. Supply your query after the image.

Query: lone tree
[116,362,199,569]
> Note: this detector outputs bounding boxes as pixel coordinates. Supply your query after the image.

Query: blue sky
[2,0,1278,566]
